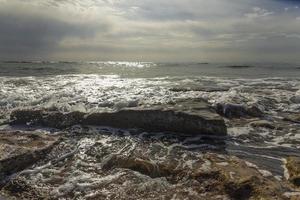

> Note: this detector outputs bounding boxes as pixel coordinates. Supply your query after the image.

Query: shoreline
[1,99,300,199]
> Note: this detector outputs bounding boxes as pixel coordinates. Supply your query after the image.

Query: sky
[0,0,300,62]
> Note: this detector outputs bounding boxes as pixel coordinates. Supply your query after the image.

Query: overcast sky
[0,0,300,62]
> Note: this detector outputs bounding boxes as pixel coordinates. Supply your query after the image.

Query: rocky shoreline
[0,100,299,199]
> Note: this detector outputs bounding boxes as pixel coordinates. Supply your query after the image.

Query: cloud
[0,0,111,60]
[0,0,300,62]
[245,7,274,19]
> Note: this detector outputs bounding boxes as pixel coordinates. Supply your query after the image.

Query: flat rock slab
[10,100,227,136]
[0,130,60,180]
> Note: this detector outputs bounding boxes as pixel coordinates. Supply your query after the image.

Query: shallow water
[0,61,300,179]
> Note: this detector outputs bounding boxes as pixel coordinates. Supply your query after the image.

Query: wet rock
[3,153,288,200]
[246,106,264,118]
[249,120,276,129]
[1,177,47,200]
[199,154,288,200]
[99,152,288,199]
[224,176,258,200]
[10,110,43,125]
[0,129,291,200]
[10,110,85,129]
[216,103,263,119]
[290,92,300,104]
[11,100,227,136]
[101,155,176,178]
[286,157,300,187]
[43,111,85,128]
[0,130,60,181]
[290,96,300,104]
[282,113,300,124]
[216,104,244,118]
[84,108,227,136]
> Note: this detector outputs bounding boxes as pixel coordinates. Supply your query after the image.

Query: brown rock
[0,139,291,200]
[100,152,288,199]
[101,155,176,178]
[1,177,46,200]
[286,157,300,187]
[249,120,276,129]
[202,154,288,200]
[0,130,60,181]
[283,113,300,124]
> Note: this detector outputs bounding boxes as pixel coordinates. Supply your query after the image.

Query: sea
[0,61,300,196]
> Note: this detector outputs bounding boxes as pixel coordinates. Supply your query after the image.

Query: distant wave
[197,62,209,65]
[222,65,255,68]
[1,61,79,64]
[103,61,156,68]
[2,61,34,64]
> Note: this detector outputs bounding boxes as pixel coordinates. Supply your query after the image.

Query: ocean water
[0,61,300,179]
[1,61,300,78]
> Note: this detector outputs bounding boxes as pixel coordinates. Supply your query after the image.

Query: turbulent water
[0,61,300,196]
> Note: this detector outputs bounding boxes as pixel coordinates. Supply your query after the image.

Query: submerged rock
[223,65,254,68]
[286,157,300,187]
[249,120,276,129]
[216,103,263,119]
[0,130,60,181]
[10,100,227,136]
[282,113,300,124]
[170,86,229,92]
